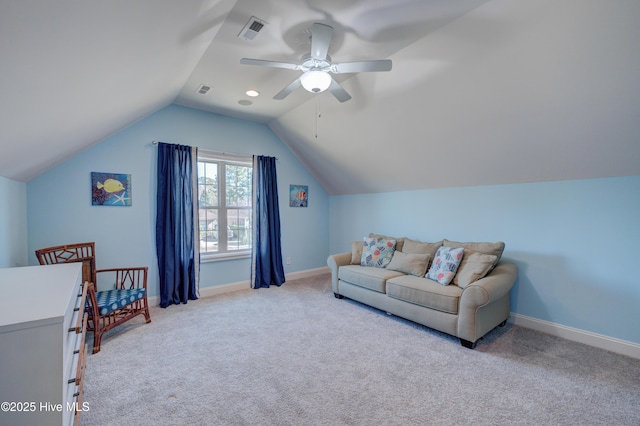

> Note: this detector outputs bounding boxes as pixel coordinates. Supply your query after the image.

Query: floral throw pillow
[361,237,396,268]
[426,246,465,285]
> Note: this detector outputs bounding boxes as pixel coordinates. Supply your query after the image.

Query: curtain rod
[151,140,277,160]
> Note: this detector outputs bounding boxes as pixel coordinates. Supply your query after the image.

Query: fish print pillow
[361,237,396,268]
[426,246,464,285]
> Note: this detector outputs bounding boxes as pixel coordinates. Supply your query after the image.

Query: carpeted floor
[82,273,640,425]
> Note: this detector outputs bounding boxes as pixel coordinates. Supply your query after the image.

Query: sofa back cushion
[443,239,505,261]
[350,241,363,265]
[402,238,442,266]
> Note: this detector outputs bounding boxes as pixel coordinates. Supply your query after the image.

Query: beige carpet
[82,273,640,425]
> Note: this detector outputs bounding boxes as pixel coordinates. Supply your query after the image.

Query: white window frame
[197,151,252,262]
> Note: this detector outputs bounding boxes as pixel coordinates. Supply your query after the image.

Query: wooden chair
[35,242,151,353]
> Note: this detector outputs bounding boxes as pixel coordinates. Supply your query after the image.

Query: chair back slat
[35,242,97,285]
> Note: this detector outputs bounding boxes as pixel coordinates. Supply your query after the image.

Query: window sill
[200,251,251,263]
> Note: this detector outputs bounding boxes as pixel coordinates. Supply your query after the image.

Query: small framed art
[91,172,131,206]
[289,184,308,207]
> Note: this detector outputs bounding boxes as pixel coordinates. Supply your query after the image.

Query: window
[197,152,252,260]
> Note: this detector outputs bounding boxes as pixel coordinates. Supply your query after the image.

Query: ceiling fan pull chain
[315,98,321,139]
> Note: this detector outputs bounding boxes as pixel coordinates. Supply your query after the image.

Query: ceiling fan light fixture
[240,23,390,102]
[300,70,331,93]
[245,89,260,97]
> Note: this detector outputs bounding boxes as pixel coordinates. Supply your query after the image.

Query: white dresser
[0,263,88,426]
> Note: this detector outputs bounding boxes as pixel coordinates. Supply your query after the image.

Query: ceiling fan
[240,23,392,103]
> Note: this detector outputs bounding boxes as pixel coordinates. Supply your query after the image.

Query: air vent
[196,84,211,95]
[238,16,267,41]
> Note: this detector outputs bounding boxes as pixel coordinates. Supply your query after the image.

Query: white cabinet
[0,263,88,426]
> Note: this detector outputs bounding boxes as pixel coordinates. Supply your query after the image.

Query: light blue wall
[329,175,640,344]
[0,176,28,268]
[18,103,640,345]
[27,104,329,296]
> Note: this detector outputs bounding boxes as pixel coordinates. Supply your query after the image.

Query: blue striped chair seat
[95,288,147,316]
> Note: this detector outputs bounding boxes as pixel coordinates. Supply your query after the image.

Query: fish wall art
[91,172,132,206]
[289,184,308,207]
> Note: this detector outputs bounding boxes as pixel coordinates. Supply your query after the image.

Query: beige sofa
[327,235,518,349]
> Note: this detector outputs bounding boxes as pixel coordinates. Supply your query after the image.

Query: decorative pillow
[386,251,431,277]
[361,237,396,268]
[369,233,405,252]
[443,239,505,262]
[350,241,363,265]
[453,251,498,288]
[426,246,464,285]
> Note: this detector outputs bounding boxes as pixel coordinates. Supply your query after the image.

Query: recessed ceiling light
[245,89,260,97]
[238,99,253,106]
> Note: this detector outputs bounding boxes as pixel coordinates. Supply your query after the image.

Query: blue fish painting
[91,172,131,206]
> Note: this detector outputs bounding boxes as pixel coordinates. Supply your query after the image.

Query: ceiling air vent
[196,84,211,95]
[238,16,267,41]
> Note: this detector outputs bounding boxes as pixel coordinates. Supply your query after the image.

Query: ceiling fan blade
[310,23,333,61]
[332,59,392,74]
[328,78,352,103]
[240,58,299,71]
[273,78,302,100]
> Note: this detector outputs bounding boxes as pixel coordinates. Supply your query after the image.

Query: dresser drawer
[73,343,88,426]
[64,282,85,348]
[64,313,87,425]
[64,282,86,380]
[64,283,88,426]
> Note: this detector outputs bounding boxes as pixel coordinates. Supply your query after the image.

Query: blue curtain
[156,142,198,307]
[252,155,285,288]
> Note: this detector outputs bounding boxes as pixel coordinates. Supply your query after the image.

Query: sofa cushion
[369,233,405,252]
[386,251,430,277]
[453,251,498,288]
[401,238,442,268]
[426,246,464,285]
[350,241,363,265]
[339,265,404,293]
[361,237,396,268]
[443,239,505,262]
[387,275,463,314]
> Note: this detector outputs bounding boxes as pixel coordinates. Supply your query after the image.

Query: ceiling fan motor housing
[299,53,332,72]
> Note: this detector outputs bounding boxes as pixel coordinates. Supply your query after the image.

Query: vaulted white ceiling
[1,0,639,194]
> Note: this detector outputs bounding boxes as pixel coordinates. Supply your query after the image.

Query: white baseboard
[149,267,330,306]
[199,280,251,298]
[286,266,330,280]
[146,280,250,306]
[509,313,640,360]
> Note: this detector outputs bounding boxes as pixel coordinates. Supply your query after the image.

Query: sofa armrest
[458,262,518,342]
[460,262,517,307]
[327,252,352,294]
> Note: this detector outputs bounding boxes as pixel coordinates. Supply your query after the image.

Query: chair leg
[143,306,151,323]
[92,330,103,354]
